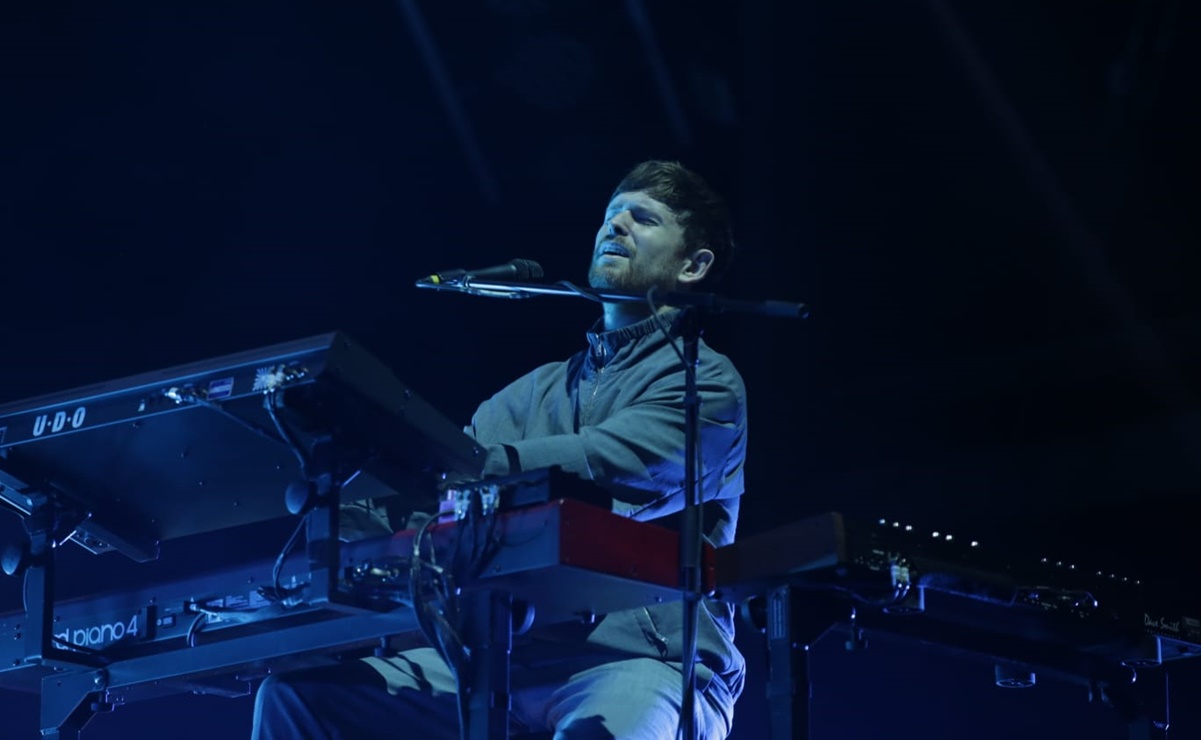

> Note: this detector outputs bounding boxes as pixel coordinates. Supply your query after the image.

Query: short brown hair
[611,160,736,284]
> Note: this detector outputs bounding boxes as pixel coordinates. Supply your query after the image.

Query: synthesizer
[716,511,1201,677]
[714,513,1197,740]
[0,332,484,561]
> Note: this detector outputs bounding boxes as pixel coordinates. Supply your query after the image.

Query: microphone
[416,258,544,286]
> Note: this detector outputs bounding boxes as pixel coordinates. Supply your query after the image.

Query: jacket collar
[585,308,682,360]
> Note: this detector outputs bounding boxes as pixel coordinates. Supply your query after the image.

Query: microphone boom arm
[416,278,810,318]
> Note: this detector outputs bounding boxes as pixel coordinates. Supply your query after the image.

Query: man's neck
[601,302,673,332]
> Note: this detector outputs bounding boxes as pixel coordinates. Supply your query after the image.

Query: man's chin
[587,267,627,291]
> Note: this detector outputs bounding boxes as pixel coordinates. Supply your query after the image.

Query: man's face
[589,190,690,293]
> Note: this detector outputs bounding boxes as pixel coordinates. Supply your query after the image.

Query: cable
[646,286,688,365]
[410,493,508,740]
[448,492,494,740]
[184,602,263,646]
[185,610,208,648]
[172,385,312,487]
[262,390,310,479]
[259,515,308,604]
[410,513,460,671]
[170,389,288,449]
[555,280,606,304]
[171,388,311,606]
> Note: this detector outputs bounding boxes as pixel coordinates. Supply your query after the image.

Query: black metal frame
[751,584,1174,740]
[7,489,523,739]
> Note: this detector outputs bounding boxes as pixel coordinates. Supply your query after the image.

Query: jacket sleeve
[469,360,747,520]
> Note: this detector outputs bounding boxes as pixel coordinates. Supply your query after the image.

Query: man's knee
[254,673,291,708]
[252,673,311,739]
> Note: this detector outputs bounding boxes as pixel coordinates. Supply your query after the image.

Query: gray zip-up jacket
[467,308,748,698]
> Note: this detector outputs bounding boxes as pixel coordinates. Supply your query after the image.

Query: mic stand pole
[677,305,703,740]
[418,277,807,740]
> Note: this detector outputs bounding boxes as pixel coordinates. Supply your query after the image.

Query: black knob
[285,480,319,516]
[1,542,31,577]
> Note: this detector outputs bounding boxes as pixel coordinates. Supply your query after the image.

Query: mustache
[595,239,633,257]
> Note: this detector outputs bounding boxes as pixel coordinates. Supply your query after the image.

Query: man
[253,160,748,739]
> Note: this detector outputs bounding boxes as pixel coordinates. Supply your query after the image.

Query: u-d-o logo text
[32,407,88,437]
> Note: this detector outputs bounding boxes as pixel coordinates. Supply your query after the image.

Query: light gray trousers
[252,646,733,739]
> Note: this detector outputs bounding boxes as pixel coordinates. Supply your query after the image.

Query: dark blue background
[2,1,1199,737]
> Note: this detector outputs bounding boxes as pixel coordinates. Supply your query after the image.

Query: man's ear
[678,248,714,285]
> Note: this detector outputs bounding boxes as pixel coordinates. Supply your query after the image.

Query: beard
[588,258,677,297]
[588,259,629,290]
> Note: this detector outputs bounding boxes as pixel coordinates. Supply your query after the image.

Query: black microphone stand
[418,276,807,740]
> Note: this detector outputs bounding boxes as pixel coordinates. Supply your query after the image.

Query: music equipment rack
[716,512,1198,740]
[0,497,706,737]
[4,332,1189,740]
[0,333,483,737]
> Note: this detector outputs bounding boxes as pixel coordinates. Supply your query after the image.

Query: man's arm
[470,364,746,520]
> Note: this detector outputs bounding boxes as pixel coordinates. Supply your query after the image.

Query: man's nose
[608,212,630,236]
